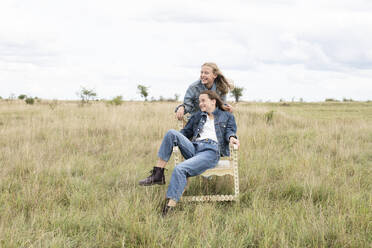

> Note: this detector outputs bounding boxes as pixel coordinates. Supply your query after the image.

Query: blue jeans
[158,129,220,202]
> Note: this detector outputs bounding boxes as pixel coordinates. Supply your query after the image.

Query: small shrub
[108,95,123,106]
[343,98,354,102]
[264,110,274,124]
[325,98,339,102]
[48,99,58,110]
[25,97,35,105]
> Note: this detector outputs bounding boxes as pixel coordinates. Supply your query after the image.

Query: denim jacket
[176,80,227,115]
[180,108,237,157]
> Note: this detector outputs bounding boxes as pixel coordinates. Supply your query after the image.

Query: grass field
[0,100,371,247]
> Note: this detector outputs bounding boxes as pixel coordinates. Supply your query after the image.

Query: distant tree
[18,94,27,100]
[230,86,244,102]
[77,86,97,104]
[174,94,180,101]
[137,85,149,101]
[0,96,2,100]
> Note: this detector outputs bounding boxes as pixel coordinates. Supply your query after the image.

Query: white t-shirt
[196,115,218,143]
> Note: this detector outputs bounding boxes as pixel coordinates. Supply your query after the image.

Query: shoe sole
[139,181,165,186]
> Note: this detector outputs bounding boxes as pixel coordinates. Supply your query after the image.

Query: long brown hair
[202,62,234,95]
[200,90,227,111]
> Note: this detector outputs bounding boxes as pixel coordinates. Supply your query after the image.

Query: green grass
[0,100,371,247]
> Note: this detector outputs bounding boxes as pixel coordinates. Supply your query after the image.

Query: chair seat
[201,159,234,177]
[215,159,231,167]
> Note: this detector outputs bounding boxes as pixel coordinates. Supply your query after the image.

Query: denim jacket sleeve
[174,84,198,114]
[183,84,198,114]
[224,114,237,143]
[180,114,195,139]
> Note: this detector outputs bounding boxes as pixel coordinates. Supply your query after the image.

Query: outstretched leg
[157,129,195,164]
[166,142,219,202]
[139,129,195,186]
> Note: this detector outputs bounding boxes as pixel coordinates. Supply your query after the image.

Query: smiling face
[199,93,216,113]
[200,65,217,89]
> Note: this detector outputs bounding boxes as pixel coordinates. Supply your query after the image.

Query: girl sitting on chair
[139,90,239,216]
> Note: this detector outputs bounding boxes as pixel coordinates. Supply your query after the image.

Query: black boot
[138,167,165,186]
[161,198,175,217]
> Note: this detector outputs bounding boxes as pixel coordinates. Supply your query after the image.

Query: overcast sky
[1,0,372,101]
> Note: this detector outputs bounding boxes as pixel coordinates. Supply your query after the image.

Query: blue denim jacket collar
[199,107,220,124]
[209,81,217,91]
[198,79,217,91]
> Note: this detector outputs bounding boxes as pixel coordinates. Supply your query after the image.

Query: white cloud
[0,0,371,101]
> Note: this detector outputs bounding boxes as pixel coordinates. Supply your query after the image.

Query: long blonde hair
[202,62,234,95]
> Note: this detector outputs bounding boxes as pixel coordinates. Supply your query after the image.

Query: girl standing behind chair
[175,62,234,120]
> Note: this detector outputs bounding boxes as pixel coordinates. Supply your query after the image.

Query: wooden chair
[173,118,239,202]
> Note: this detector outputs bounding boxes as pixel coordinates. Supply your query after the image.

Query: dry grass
[0,100,371,247]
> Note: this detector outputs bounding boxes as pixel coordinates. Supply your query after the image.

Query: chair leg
[233,166,239,201]
[205,177,209,194]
